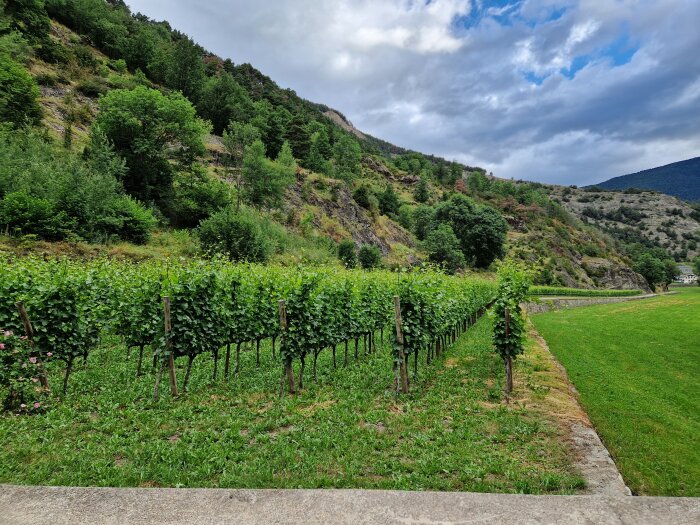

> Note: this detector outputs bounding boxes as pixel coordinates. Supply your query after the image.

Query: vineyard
[0,258,496,408]
[528,286,643,298]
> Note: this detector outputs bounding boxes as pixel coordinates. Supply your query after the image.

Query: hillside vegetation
[0,0,669,289]
[594,157,700,202]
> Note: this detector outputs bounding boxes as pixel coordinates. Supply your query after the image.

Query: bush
[0,191,70,240]
[0,55,42,126]
[165,167,230,228]
[76,77,108,98]
[198,207,269,262]
[358,244,382,269]
[378,184,400,216]
[353,185,372,209]
[424,224,465,274]
[338,238,357,268]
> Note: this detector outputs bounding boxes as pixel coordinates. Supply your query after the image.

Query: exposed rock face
[286,176,415,255]
[323,110,366,140]
[581,257,652,292]
[549,186,700,259]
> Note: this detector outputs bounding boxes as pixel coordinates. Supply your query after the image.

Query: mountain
[549,185,700,261]
[593,157,700,201]
[0,0,659,290]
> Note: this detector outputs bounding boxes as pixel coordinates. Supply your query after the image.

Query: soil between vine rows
[0,316,584,493]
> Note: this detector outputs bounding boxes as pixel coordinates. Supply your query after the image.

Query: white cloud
[126,0,700,185]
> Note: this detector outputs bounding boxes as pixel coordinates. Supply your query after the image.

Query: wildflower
[29,357,37,364]
[34,402,41,409]
[3,330,12,337]
[46,352,53,357]
[32,377,39,383]
[0,343,5,350]
[20,404,26,408]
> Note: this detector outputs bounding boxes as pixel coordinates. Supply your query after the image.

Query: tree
[197,72,246,135]
[358,244,382,269]
[333,134,362,182]
[633,253,666,290]
[198,206,268,262]
[166,38,206,102]
[424,224,465,274]
[378,184,400,216]
[4,0,50,44]
[661,259,679,291]
[353,185,372,209]
[0,54,41,126]
[305,130,329,173]
[414,177,430,203]
[94,86,210,204]
[338,238,357,268]
[241,139,293,209]
[434,194,507,268]
[412,205,435,241]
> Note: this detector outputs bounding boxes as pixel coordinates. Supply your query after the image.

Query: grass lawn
[532,287,700,496]
[0,316,583,493]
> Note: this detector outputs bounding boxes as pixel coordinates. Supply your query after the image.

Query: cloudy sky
[127,0,700,186]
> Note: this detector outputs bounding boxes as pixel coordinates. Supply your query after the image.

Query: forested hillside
[594,157,700,201]
[0,0,677,290]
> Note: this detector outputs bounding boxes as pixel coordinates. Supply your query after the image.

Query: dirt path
[522,325,631,496]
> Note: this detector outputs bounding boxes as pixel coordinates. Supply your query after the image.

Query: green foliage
[166,38,205,102]
[332,134,362,182]
[378,184,400,216]
[165,165,230,228]
[424,224,465,274]
[0,328,50,413]
[198,206,269,262]
[529,286,643,297]
[94,86,210,204]
[241,139,293,209]
[412,204,434,241]
[434,194,508,268]
[0,128,155,243]
[352,185,372,209]
[4,0,50,43]
[633,253,668,289]
[414,177,430,203]
[358,244,382,269]
[337,238,357,268]
[492,261,530,363]
[0,53,42,126]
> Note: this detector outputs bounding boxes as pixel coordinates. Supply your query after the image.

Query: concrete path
[1,485,698,525]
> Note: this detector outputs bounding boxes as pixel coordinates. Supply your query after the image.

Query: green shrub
[358,244,382,269]
[76,77,108,98]
[353,185,372,209]
[0,55,42,126]
[0,191,70,240]
[337,238,357,268]
[198,207,269,262]
[424,224,465,274]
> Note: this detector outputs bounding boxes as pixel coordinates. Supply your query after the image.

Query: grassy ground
[532,287,700,496]
[0,316,583,493]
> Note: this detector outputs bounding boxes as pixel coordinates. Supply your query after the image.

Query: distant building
[674,265,698,284]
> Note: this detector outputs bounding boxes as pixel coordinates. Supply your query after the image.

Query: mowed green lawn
[532,287,700,496]
[0,317,582,493]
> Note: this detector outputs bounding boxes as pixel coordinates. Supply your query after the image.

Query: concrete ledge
[524,293,662,314]
[1,485,698,525]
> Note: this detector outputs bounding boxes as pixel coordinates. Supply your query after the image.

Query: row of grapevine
[0,257,497,400]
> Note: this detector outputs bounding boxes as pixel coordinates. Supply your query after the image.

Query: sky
[126,0,700,186]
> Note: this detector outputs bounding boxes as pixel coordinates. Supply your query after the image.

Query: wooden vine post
[504,307,513,395]
[278,300,295,397]
[393,296,409,394]
[163,297,178,397]
[15,302,49,390]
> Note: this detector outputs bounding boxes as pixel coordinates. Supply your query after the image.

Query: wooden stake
[279,300,295,396]
[394,296,408,394]
[16,302,49,390]
[162,297,178,397]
